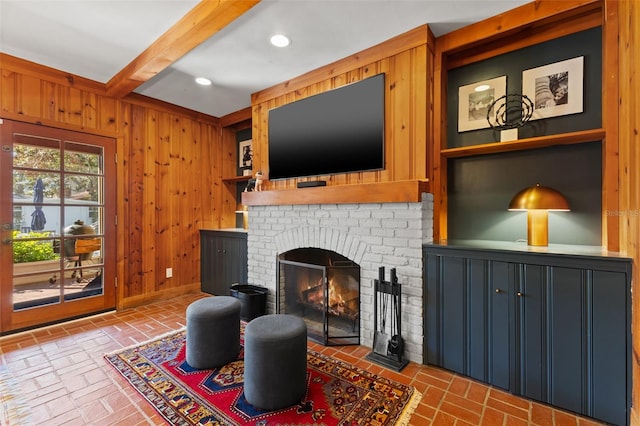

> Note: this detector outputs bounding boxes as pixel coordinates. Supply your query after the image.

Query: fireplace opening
[276,248,360,346]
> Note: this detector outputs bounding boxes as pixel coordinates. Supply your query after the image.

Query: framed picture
[239,139,252,169]
[522,56,584,120]
[458,76,507,132]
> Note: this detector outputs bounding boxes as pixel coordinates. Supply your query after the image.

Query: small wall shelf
[222,175,252,183]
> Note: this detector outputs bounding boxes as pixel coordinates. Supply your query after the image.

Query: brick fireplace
[245,193,433,363]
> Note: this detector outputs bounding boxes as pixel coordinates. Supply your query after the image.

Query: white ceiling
[0,0,529,118]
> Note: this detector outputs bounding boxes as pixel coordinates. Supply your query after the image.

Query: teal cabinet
[424,244,631,425]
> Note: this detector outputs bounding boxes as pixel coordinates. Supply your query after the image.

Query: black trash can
[230,284,268,321]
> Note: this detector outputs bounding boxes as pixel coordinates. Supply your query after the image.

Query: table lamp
[508,183,570,246]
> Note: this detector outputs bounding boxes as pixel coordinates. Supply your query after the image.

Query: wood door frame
[0,119,117,333]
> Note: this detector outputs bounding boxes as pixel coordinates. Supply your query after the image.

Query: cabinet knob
[517,292,523,297]
[495,288,501,293]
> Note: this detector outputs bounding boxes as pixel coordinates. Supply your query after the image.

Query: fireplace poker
[373,266,390,355]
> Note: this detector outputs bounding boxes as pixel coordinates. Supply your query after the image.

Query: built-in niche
[447,26,602,148]
[447,141,602,246]
[235,128,252,228]
[444,25,604,246]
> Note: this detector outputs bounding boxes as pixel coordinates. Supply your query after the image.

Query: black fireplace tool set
[366,266,409,371]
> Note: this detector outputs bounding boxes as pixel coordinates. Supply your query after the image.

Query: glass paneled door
[0,120,116,332]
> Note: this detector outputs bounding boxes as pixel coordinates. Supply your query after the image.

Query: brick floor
[0,293,607,425]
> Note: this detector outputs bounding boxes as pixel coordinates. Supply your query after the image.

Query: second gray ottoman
[186,296,241,369]
[244,314,307,410]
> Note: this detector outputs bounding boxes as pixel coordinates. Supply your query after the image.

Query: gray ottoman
[186,296,241,369]
[244,314,307,410]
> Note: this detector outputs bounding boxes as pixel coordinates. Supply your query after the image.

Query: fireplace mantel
[242,179,429,206]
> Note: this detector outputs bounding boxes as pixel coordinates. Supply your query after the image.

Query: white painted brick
[371,227,395,238]
[394,247,421,258]
[381,237,409,248]
[371,209,395,219]
[328,209,350,219]
[315,209,331,218]
[393,209,423,220]
[345,227,372,238]
[359,218,383,229]
[382,219,409,229]
[245,196,433,364]
[349,209,372,219]
[380,256,409,267]
[340,218,361,227]
[360,235,384,247]
[271,223,287,232]
[370,245,395,256]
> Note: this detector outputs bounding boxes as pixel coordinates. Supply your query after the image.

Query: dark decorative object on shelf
[486,93,534,130]
[243,171,264,192]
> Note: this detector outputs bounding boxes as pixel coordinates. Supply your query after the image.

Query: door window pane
[12,138,61,170]
[11,135,106,310]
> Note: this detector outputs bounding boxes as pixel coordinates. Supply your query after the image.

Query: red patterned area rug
[105,326,420,425]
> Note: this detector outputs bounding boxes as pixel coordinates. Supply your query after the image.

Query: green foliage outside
[12,143,100,202]
[12,231,59,263]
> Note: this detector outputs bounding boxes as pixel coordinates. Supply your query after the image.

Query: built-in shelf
[222,175,252,183]
[441,128,605,158]
[242,179,429,206]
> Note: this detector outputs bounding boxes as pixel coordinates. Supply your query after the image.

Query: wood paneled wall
[0,54,223,308]
[250,25,434,191]
[118,100,219,305]
[2,1,639,418]
[617,0,640,422]
[1,55,118,134]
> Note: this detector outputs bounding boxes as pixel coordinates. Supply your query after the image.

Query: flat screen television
[268,73,385,181]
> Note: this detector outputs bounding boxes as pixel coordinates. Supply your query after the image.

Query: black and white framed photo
[458,76,507,132]
[522,56,584,120]
[239,139,253,170]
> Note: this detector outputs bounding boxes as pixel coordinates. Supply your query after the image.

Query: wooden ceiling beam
[106,0,260,99]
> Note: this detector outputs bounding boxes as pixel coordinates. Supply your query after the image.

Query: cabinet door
[547,266,585,414]
[517,264,629,426]
[424,253,441,365]
[466,259,513,389]
[486,260,513,390]
[440,255,466,373]
[200,232,248,296]
[516,265,589,406]
[424,254,465,371]
[211,236,227,295]
[514,264,546,401]
[424,253,512,389]
[200,232,218,294]
[221,235,248,291]
[591,270,629,426]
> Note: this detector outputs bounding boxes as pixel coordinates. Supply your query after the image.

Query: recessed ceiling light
[475,84,490,92]
[195,77,212,86]
[270,34,290,47]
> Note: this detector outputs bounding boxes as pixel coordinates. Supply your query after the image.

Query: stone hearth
[246,193,433,363]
